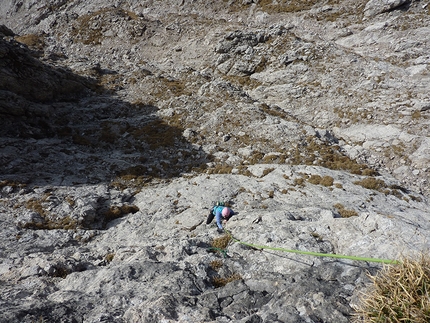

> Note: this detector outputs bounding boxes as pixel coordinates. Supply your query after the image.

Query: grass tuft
[354,177,386,191]
[411,110,422,119]
[209,259,223,271]
[307,175,334,186]
[334,203,358,218]
[294,177,305,187]
[211,234,231,250]
[353,253,430,323]
[15,34,45,50]
[105,253,115,263]
[105,204,139,222]
[258,0,320,13]
[212,273,242,288]
[206,164,233,174]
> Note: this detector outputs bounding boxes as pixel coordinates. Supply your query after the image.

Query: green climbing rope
[225,229,400,265]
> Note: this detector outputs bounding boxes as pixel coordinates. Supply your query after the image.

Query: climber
[206,203,235,233]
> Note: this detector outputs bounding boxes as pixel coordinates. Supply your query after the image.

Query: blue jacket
[212,206,234,229]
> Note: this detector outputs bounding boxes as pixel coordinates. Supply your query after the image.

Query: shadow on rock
[0,31,208,187]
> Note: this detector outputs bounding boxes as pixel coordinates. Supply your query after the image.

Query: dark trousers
[206,212,215,224]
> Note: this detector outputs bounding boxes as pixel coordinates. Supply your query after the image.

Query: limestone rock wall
[1,0,430,322]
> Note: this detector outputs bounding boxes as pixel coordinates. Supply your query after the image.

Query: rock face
[1,0,430,322]
[364,0,411,17]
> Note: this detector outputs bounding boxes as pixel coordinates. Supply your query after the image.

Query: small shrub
[105,206,122,220]
[110,174,153,191]
[411,110,421,119]
[296,136,377,176]
[15,34,45,50]
[294,177,305,186]
[308,174,322,185]
[25,198,47,217]
[211,234,231,250]
[49,265,70,279]
[353,253,430,323]
[334,203,358,218]
[0,180,26,189]
[237,166,253,177]
[212,273,242,288]
[50,216,78,230]
[259,0,320,13]
[310,232,323,242]
[307,174,334,187]
[262,168,275,177]
[65,196,75,206]
[105,253,115,263]
[130,119,184,150]
[354,177,386,191]
[334,203,344,210]
[105,204,139,222]
[121,204,139,214]
[263,154,279,163]
[206,164,233,174]
[70,8,140,45]
[390,189,403,199]
[209,259,223,271]
[338,208,358,218]
[409,195,423,202]
[320,176,334,187]
[361,168,377,176]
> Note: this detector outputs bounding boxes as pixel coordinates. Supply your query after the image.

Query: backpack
[214,201,225,207]
[211,201,226,215]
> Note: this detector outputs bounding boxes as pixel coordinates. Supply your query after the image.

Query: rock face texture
[0,0,429,322]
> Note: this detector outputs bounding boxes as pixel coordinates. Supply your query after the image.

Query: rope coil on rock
[224,229,400,265]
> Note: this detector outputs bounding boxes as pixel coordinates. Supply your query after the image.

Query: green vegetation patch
[354,178,411,200]
[312,0,367,23]
[258,0,321,13]
[334,106,372,125]
[211,234,231,250]
[130,119,184,149]
[110,174,154,191]
[354,177,387,190]
[104,253,115,263]
[409,195,423,203]
[15,34,45,51]
[0,180,26,190]
[209,259,223,271]
[212,273,242,288]
[105,204,139,222]
[23,194,78,230]
[353,253,430,323]
[151,77,193,101]
[307,175,334,187]
[70,8,142,45]
[259,103,297,122]
[334,203,358,218]
[222,74,263,90]
[206,164,234,175]
[293,177,305,187]
[49,265,70,279]
[291,137,377,176]
[412,110,422,120]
